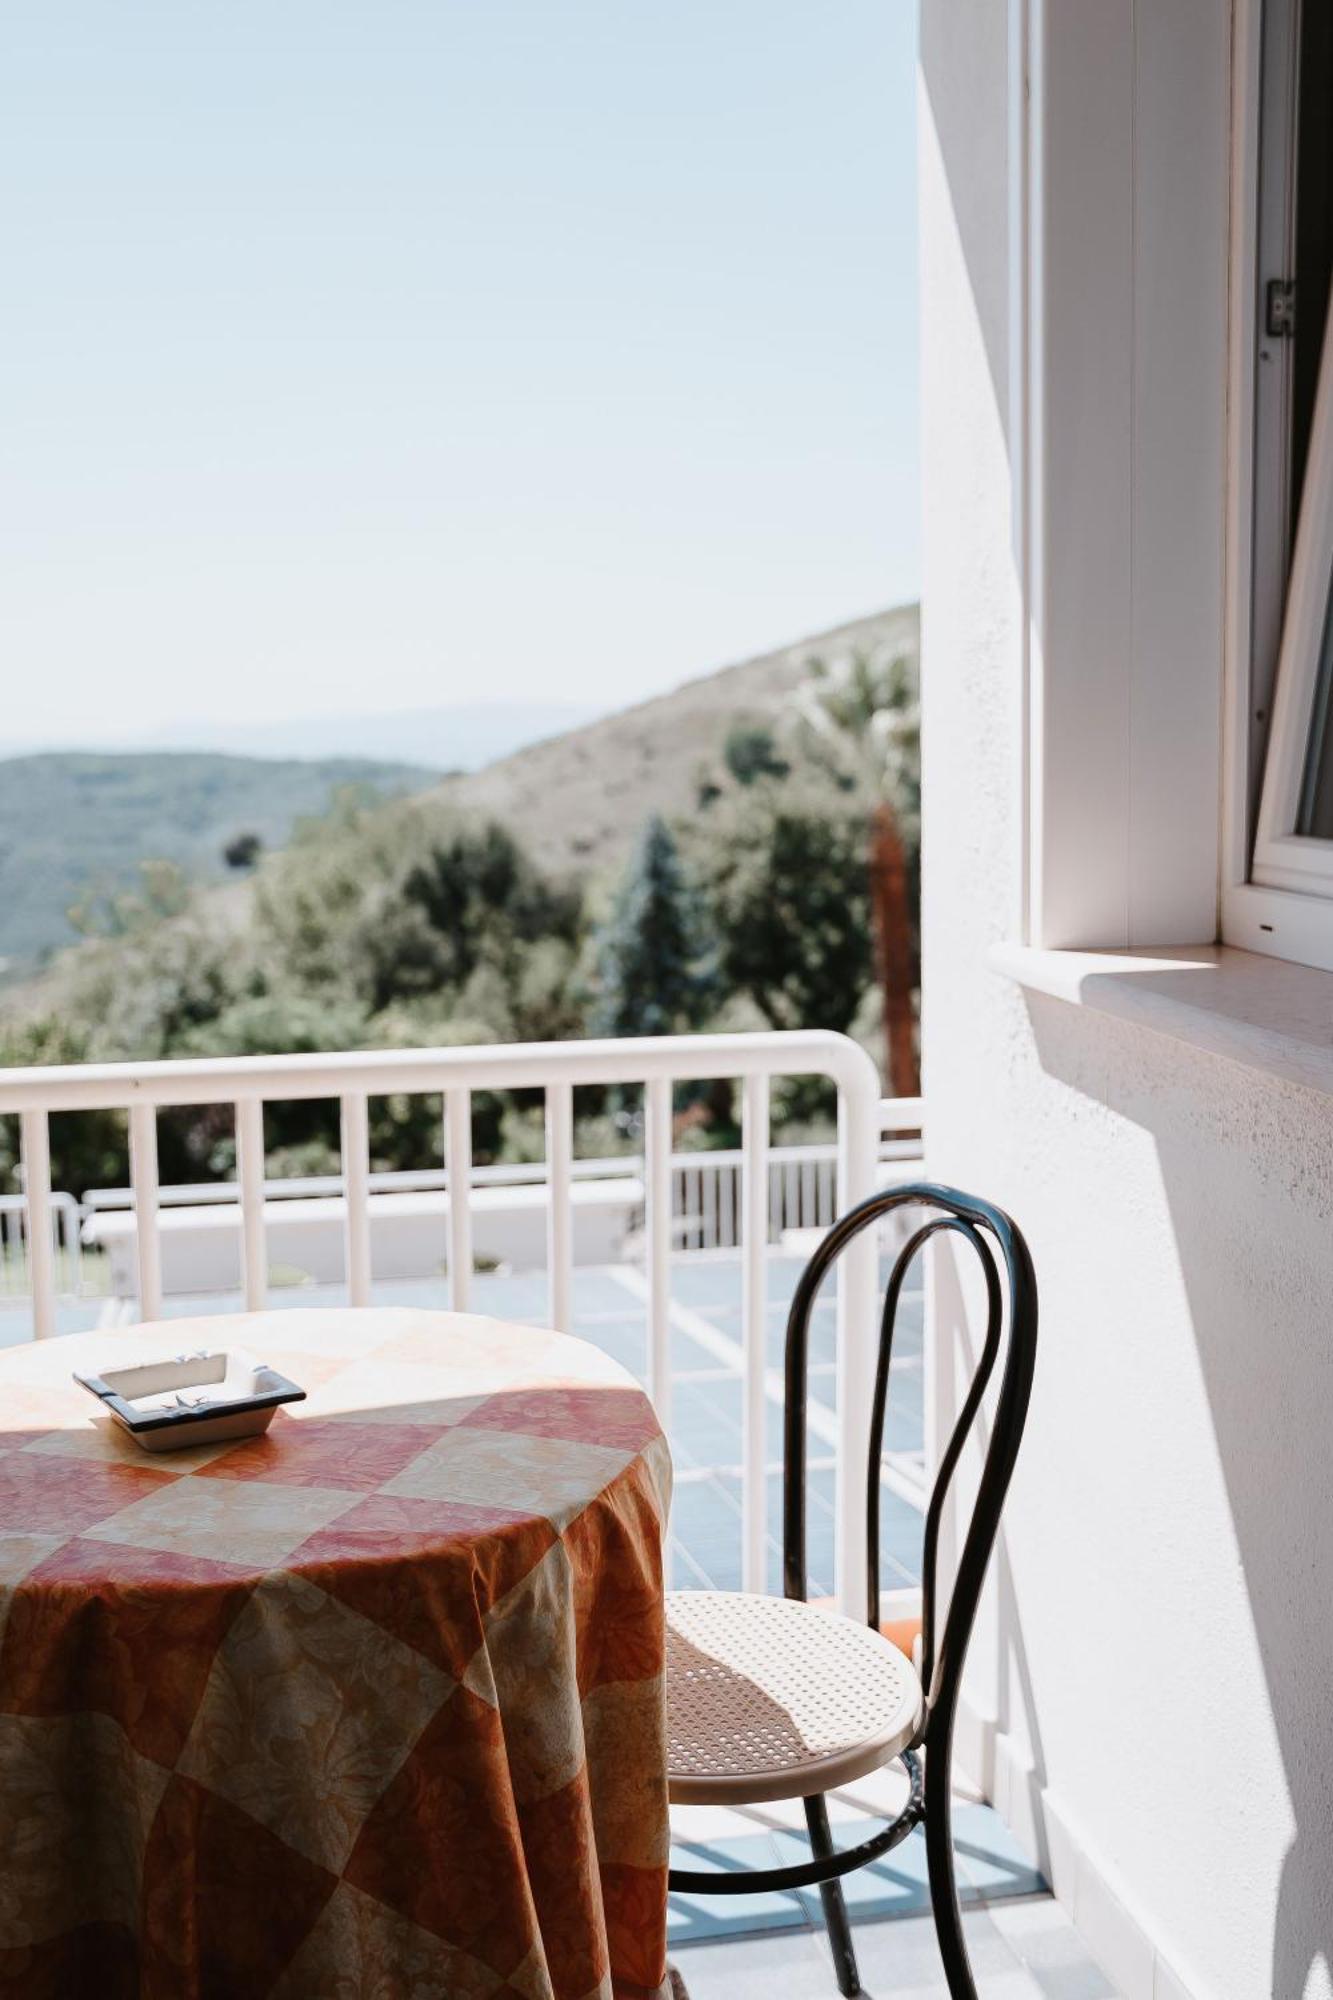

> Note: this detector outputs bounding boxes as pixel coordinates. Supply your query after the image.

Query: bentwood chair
[664,1183,1038,1998]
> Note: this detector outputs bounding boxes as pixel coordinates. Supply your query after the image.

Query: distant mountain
[0,752,435,971]
[15,701,603,773]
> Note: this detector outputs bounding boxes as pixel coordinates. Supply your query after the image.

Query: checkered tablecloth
[0,1307,674,2000]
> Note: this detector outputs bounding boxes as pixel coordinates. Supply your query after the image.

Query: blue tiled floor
[0,1297,104,1345]
[668,1830,803,1942]
[667,1803,1046,1946]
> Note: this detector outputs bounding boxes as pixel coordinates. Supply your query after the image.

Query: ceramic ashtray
[73,1348,305,1453]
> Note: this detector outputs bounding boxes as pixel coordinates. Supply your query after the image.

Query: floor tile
[991,1899,1120,1999]
[771,1822,933,1927]
[811,1903,1037,1997]
[672,1924,829,2000]
[674,1901,1114,2000]
[671,1793,1050,1949]
[668,1829,808,1944]
[953,1802,1047,1903]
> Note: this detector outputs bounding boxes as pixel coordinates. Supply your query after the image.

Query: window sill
[989,941,1333,1099]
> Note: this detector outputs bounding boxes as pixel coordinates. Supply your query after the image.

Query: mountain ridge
[417,603,918,879]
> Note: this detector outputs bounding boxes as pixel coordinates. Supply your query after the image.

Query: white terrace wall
[920,6,1333,1999]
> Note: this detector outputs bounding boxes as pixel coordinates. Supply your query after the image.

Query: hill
[0,751,435,971]
[0,604,918,1017]
[421,604,918,879]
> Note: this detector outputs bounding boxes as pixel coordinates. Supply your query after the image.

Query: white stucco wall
[920,7,1333,1999]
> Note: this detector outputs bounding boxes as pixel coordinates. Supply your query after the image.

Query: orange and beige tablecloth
[0,1307,674,1999]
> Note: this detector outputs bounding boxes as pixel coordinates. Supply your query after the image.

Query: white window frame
[1223,0,1333,971]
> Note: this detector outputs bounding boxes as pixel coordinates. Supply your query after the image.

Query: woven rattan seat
[665,1589,923,1805]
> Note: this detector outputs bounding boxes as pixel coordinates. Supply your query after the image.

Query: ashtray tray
[73,1348,305,1453]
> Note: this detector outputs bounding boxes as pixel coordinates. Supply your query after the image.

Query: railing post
[128,1102,162,1323]
[741,1073,769,1592]
[340,1093,372,1307]
[19,1110,56,1340]
[446,1088,472,1313]
[59,1194,83,1299]
[834,1049,881,1618]
[545,1082,573,1332]
[234,1098,268,1312]
[644,1075,672,1431]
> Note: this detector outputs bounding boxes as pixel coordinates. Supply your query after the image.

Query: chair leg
[804,1794,861,1997]
[923,1752,976,2000]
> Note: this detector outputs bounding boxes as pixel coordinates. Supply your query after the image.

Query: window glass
[1296,577,1333,837]
[1291,0,1333,531]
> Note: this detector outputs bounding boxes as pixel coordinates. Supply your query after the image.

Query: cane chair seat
[665,1589,923,1806]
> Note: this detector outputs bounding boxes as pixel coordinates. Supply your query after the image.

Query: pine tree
[590,816,714,1037]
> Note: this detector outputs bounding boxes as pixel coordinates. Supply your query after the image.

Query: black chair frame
[666,1181,1038,1998]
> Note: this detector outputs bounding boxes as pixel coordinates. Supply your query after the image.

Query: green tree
[722,725,789,788]
[590,817,715,1037]
[223,831,263,871]
[67,858,193,940]
[0,1017,128,1197]
[394,822,581,1006]
[53,898,244,1068]
[703,793,872,1037]
[254,790,419,996]
[257,801,582,1017]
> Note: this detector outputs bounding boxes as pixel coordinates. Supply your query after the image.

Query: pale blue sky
[1,1,918,750]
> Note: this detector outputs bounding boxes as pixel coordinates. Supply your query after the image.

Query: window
[1228,0,1333,967]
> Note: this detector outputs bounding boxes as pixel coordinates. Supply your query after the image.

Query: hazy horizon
[0,599,914,767]
[2,2,919,751]
[0,697,601,768]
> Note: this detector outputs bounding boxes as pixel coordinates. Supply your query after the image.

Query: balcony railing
[0,1030,914,1613]
[0,1190,84,1297]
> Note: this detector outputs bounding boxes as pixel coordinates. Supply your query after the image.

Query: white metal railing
[0,1191,84,1298]
[79,1125,922,1245]
[0,1031,888,1611]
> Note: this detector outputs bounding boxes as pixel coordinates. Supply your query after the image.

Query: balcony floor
[670,1766,1108,1994]
[675,1894,1116,1999]
[667,1759,1057,1949]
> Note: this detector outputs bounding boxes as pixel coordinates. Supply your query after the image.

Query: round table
[0,1307,674,2000]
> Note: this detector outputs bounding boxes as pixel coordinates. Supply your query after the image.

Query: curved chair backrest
[781,1182,1037,1743]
